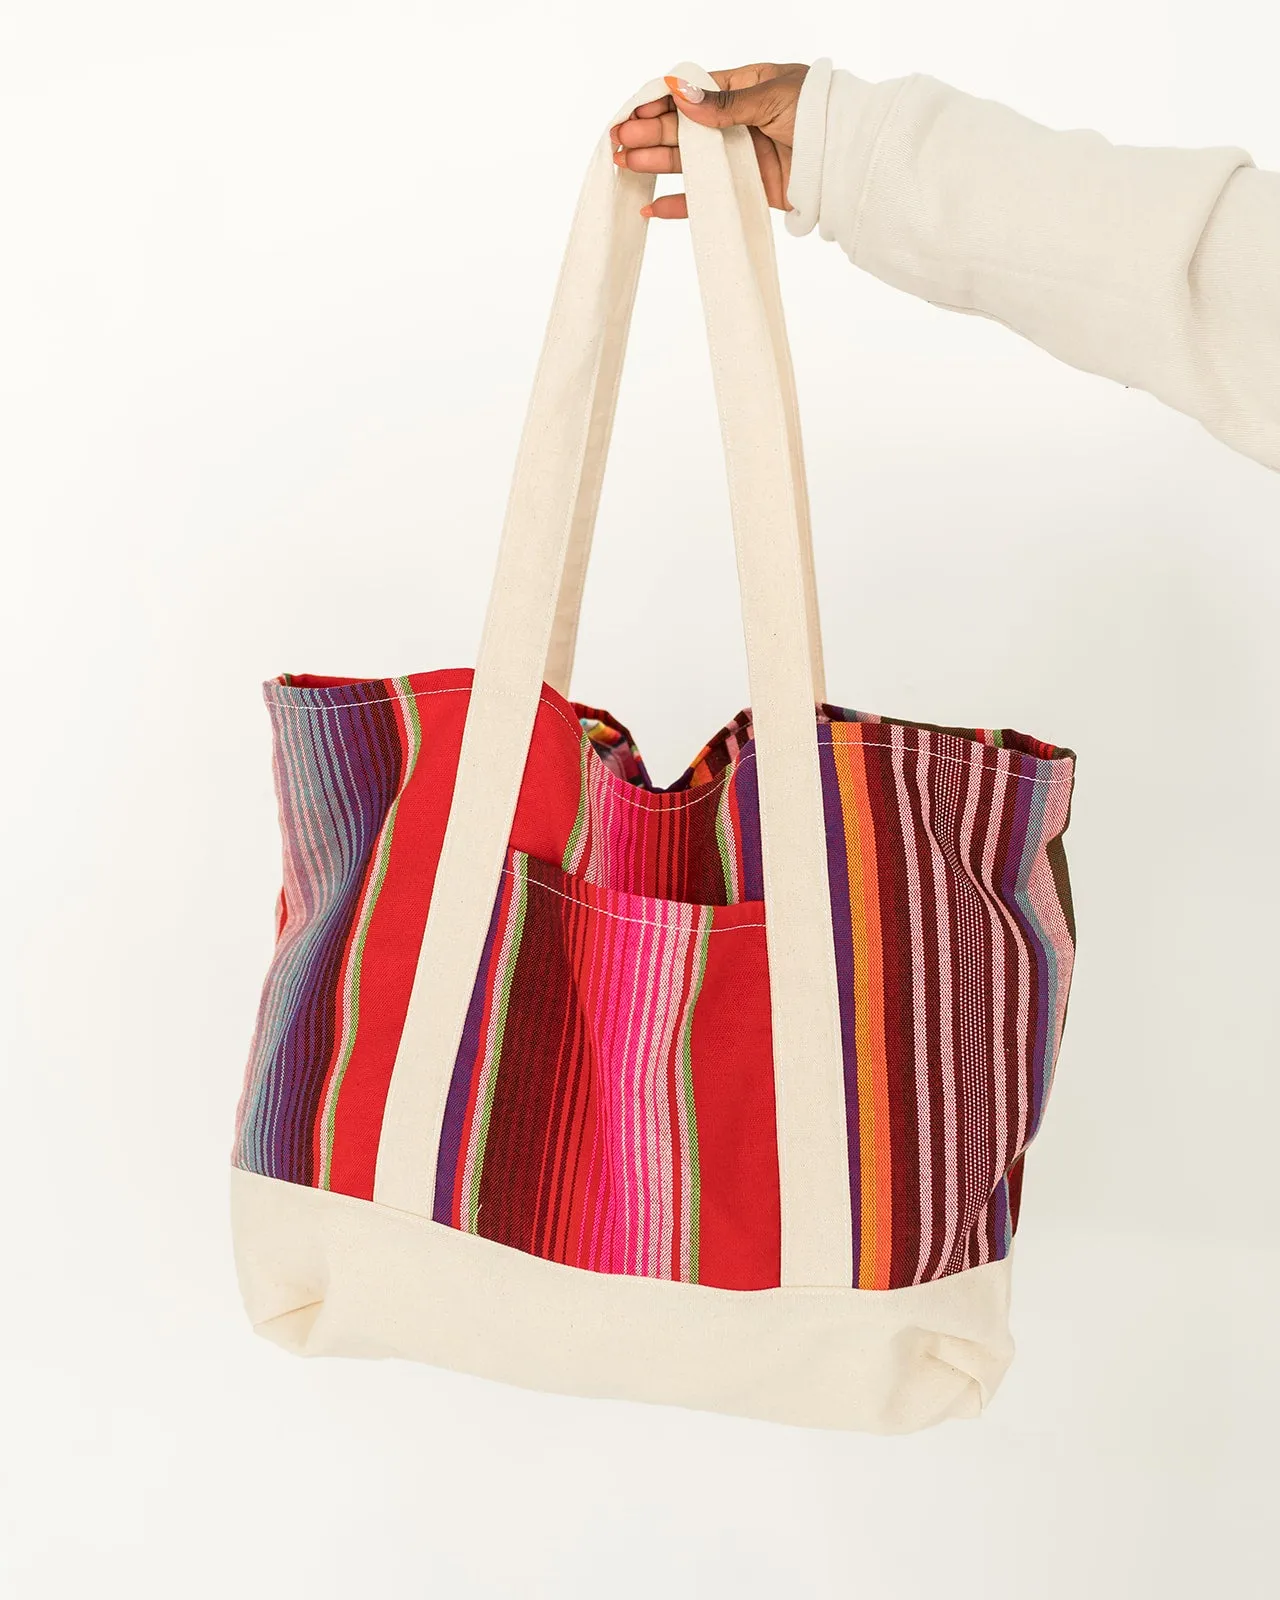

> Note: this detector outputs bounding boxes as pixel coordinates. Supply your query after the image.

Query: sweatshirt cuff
[784,59,832,234]
[786,65,922,253]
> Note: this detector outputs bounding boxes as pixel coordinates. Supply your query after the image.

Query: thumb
[664,74,781,134]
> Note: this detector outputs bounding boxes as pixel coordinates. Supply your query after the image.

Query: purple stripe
[433,876,509,1222]
[818,728,861,1287]
[733,738,764,901]
[991,1173,1010,1257]
[998,760,1046,1151]
[237,691,403,1183]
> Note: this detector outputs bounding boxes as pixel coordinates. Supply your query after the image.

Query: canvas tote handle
[542,90,826,704]
[375,64,853,1290]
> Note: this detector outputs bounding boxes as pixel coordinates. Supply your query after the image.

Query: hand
[610,63,810,220]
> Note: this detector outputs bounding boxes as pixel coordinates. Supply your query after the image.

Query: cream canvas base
[231,1168,1015,1434]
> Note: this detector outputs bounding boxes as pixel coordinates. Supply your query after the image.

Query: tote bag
[230,63,1077,1433]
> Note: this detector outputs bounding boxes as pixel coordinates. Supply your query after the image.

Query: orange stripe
[834,733,894,1289]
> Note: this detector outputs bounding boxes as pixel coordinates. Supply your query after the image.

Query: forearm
[786,60,1280,471]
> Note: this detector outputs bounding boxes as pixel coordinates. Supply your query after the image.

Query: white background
[3,2,1277,1595]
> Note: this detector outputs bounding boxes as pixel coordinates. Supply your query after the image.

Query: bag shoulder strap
[542,86,826,704]
[374,65,852,1290]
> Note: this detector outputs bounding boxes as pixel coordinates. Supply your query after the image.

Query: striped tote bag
[230,62,1077,1433]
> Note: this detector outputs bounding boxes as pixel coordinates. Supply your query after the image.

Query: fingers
[628,95,673,120]
[609,99,674,153]
[663,63,807,148]
[611,105,680,177]
[612,106,681,173]
[614,108,678,150]
[613,63,809,219]
[640,193,689,222]
[614,144,682,175]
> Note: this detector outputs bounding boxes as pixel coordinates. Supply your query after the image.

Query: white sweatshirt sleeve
[785,59,1280,471]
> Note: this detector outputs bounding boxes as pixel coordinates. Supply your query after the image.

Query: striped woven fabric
[436,852,715,1285]
[234,668,1075,1291]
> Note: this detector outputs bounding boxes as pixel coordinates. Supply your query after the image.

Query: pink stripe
[973,761,1012,1267]
[890,729,934,1286]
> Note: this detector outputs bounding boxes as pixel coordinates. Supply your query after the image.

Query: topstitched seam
[262,685,1072,786]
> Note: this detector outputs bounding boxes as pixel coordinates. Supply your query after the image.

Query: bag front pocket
[432,850,782,1289]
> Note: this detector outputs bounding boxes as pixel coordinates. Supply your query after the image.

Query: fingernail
[639,204,653,218]
[613,149,626,167]
[664,75,704,103]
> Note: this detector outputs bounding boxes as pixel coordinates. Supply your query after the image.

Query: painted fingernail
[664,75,704,103]
[640,204,654,217]
[613,149,626,166]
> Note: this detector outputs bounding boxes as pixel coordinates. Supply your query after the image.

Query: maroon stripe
[477,872,567,1252]
[534,889,588,1260]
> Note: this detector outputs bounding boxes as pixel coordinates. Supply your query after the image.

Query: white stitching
[825,736,1068,783]
[505,867,765,931]
[264,685,468,709]
[261,683,1073,786]
[264,683,746,806]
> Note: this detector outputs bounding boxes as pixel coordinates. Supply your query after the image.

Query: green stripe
[318,676,421,1188]
[679,912,711,1283]
[465,860,529,1231]
[561,739,591,873]
[714,783,736,903]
